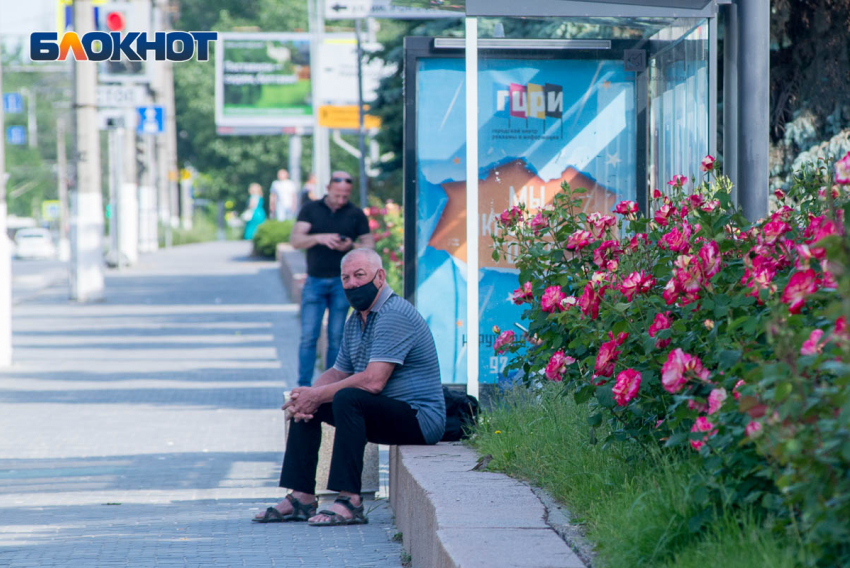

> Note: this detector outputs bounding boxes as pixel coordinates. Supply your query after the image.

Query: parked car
[14,228,56,260]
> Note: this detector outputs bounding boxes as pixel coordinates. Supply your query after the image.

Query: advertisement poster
[415,56,637,385]
[216,33,313,128]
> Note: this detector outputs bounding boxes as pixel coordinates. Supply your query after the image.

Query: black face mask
[344,271,381,312]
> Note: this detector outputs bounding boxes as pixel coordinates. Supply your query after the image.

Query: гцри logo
[496,82,563,120]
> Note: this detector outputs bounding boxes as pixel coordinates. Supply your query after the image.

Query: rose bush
[364,199,403,293]
[491,154,850,566]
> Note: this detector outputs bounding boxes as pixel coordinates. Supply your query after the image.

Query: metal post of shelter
[723,0,739,198]
[464,17,479,401]
[737,0,769,221]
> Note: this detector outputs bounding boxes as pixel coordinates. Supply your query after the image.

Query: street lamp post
[0,49,12,367]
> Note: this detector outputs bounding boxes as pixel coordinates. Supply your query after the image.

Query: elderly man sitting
[253,248,445,525]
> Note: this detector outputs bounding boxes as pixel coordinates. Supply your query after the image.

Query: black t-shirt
[297,198,370,278]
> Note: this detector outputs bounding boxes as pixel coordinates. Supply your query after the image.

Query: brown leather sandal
[307,495,369,526]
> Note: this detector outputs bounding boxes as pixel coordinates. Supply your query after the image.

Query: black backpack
[441,386,480,442]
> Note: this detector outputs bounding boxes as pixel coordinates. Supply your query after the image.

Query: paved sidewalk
[0,241,403,568]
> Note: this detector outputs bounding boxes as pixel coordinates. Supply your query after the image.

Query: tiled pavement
[0,241,403,568]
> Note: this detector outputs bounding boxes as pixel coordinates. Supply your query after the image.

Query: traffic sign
[324,0,462,19]
[318,105,381,130]
[42,200,61,222]
[3,93,24,114]
[97,85,146,107]
[136,106,164,135]
[6,126,27,145]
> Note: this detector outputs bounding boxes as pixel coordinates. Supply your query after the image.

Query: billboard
[410,52,638,386]
[215,33,313,128]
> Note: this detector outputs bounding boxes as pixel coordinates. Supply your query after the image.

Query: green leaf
[574,385,594,404]
[665,432,689,447]
[613,302,630,314]
[587,412,603,427]
[491,250,500,261]
[718,349,742,371]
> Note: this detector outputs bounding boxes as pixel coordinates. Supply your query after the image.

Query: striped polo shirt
[333,285,446,444]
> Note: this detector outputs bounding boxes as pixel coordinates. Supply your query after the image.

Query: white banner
[317,38,394,106]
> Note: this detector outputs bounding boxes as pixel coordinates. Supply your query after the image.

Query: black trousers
[279,387,427,495]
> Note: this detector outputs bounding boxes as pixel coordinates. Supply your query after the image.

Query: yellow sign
[58,0,109,32]
[317,106,381,130]
[41,200,61,222]
[180,168,193,181]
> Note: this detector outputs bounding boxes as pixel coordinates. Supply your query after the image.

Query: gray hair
[341,248,383,271]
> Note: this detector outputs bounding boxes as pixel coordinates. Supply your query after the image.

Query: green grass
[158,213,241,248]
[472,383,803,568]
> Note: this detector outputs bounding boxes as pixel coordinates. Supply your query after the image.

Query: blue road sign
[3,93,24,114]
[7,126,27,145]
[136,106,164,135]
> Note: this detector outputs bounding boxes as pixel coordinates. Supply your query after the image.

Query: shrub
[490,153,850,566]
[364,198,404,293]
[252,219,294,258]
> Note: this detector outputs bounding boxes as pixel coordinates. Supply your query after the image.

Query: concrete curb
[390,443,587,568]
[276,242,306,305]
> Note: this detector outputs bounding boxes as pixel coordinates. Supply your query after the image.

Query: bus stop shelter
[399,0,769,398]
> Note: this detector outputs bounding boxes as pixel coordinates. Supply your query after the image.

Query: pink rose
[529,212,549,235]
[836,151,850,184]
[498,206,521,228]
[698,241,721,278]
[701,199,720,213]
[594,336,624,379]
[708,388,727,414]
[700,155,715,172]
[612,369,641,406]
[545,350,575,382]
[781,269,819,314]
[667,174,688,188]
[652,188,663,199]
[628,233,649,252]
[733,379,745,401]
[690,416,716,450]
[653,203,676,227]
[619,270,656,302]
[493,330,515,354]
[561,296,577,311]
[745,421,763,439]
[593,240,623,272]
[648,312,673,349]
[566,230,595,251]
[774,189,786,200]
[541,285,566,314]
[578,282,605,320]
[511,282,534,305]
[673,254,703,294]
[832,316,850,344]
[614,200,639,216]
[587,212,617,238]
[762,219,791,246]
[659,223,692,253]
[662,348,709,393]
[800,329,825,356]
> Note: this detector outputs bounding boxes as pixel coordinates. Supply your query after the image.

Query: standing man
[253,248,445,525]
[269,169,298,221]
[289,171,374,387]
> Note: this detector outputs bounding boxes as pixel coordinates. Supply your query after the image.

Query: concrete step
[390,443,586,568]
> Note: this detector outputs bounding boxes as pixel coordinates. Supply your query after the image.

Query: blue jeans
[298,276,350,387]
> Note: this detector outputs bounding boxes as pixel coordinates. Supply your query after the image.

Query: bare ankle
[291,491,315,503]
[339,492,361,505]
